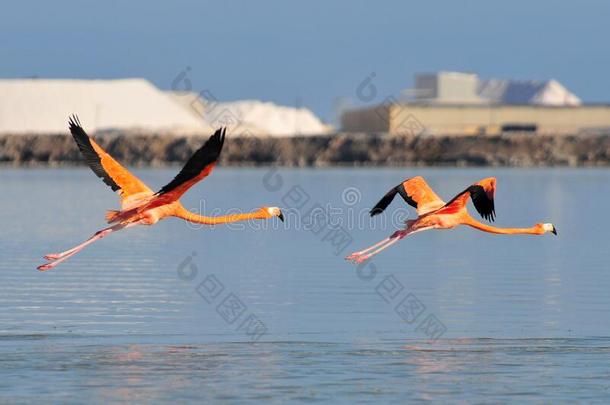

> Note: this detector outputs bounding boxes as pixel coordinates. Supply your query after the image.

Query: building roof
[477,79,582,106]
[408,72,582,106]
[0,78,209,134]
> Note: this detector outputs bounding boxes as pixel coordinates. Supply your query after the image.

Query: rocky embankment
[1,132,610,167]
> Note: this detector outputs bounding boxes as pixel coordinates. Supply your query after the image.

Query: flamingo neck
[175,207,268,225]
[464,216,542,235]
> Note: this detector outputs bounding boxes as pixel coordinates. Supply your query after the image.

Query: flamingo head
[540,223,558,235]
[263,206,285,222]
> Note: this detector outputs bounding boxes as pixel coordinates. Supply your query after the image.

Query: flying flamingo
[38,116,284,271]
[346,176,557,263]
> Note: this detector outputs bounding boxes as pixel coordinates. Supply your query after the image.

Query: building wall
[341,106,391,133]
[415,72,483,104]
[342,104,610,135]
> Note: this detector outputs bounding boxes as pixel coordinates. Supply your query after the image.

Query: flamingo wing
[441,177,496,222]
[370,176,445,216]
[149,128,226,206]
[69,115,153,201]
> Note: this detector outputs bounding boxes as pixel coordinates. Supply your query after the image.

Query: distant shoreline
[1,132,609,167]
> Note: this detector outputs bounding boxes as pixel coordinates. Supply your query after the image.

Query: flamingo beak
[551,226,557,235]
[278,211,285,222]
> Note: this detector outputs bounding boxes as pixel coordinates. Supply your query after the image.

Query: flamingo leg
[43,225,121,260]
[346,228,408,262]
[346,226,433,263]
[38,222,140,271]
[44,243,91,261]
[345,220,418,261]
[346,236,394,258]
[352,236,403,263]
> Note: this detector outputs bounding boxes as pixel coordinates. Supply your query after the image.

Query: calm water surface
[1,168,609,403]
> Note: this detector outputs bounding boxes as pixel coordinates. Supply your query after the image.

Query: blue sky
[2,0,609,121]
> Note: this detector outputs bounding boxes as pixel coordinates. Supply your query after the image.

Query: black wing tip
[68,114,82,129]
[214,126,226,138]
[468,185,496,222]
[68,114,86,139]
[369,186,400,217]
[154,127,226,196]
[482,210,496,222]
[210,127,226,150]
[369,207,384,217]
[486,198,496,222]
[216,127,226,152]
[66,114,121,192]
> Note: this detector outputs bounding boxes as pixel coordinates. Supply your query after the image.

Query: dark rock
[1,132,609,167]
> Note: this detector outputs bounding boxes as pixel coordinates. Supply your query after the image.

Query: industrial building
[342,72,610,135]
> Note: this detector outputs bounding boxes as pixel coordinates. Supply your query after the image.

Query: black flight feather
[370,186,398,216]
[156,127,226,195]
[468,185,496,222]
[370,183,416,216]
[68,114,121,192]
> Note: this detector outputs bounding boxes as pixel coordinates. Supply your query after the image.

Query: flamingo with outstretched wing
[346,176,557,263]
[38,116,284,271]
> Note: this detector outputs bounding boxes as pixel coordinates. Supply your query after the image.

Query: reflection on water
[1,168,609,402]
[2,337,610,403]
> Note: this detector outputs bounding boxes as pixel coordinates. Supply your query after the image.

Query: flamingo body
[347,176,556,263]
[38,116,284,271]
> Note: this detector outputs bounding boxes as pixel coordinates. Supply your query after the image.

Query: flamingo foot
[43,253,62,261]
[37,262,56,271]
[353,254,371,264]
[345,252,364,261]
[345,252,371,263]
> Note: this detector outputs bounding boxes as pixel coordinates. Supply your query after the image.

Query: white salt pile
[168,92,331,136]
[0,78,330,136]
[0,79,209,134]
